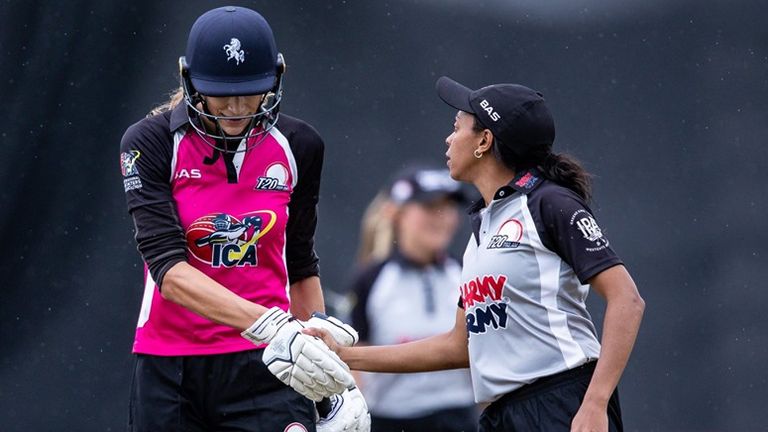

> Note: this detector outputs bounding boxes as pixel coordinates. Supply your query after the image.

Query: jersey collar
[169,103,190,132]
[390,248,447,269]
[467,168,544,215]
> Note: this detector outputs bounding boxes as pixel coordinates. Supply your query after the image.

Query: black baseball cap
[388,167,468,205]
[436,76,556,156]
[185,6,279,96]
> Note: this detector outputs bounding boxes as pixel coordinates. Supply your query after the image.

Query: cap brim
[191,74,276,96]
[436,76,474,112]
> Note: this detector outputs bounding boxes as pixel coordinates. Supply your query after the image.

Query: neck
[471,159,516,206]
[398,237,436,266]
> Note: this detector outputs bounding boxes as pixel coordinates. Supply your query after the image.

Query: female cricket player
[308,76,645,432]
[120,6,368,432]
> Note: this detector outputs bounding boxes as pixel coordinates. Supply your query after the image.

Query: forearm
[340,329,469,373]
[289,276,325,320]
[585,292,645,404]
[161,261,266,330]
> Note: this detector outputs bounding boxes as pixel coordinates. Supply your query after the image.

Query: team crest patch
[255,163,290,191]
[283,423,308,432]
[487,219,523,249]
[186,211,277,267]
[223,38,245,64]
[121,150,143,191]
[570,209,610,252]
[121,150,141,177]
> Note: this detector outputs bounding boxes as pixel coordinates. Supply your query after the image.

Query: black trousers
[370,406,479,432]
[479,362,623,432]
[127,349,316,432]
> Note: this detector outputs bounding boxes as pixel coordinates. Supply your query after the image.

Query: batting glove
[302,311,359,347]
[316,387,371,432]
[242,307,356,401]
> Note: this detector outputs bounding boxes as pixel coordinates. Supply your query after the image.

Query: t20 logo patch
[487,219,523,249]
[255,163,290,191]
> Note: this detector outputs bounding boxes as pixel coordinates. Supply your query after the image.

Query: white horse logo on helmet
[223,38,245,65]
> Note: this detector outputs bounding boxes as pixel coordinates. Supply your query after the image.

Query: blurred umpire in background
[348,166,478,432]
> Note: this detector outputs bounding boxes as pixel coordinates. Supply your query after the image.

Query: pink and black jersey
[120,104,324,356]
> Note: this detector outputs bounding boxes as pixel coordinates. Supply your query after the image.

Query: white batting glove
[242,307,355,401]
[302,311,359,347]
[317,387,371,432]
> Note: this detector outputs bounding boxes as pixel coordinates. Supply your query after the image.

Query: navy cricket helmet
[179,6,286,149]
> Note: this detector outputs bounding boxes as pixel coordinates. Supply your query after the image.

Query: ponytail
[148,86,185,116]
[355,192,397,266]
[539,152,593,202]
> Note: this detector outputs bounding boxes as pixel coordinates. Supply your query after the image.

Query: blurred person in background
[347,166,478,432]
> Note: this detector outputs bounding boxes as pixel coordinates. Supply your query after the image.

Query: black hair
[472,116,593,202]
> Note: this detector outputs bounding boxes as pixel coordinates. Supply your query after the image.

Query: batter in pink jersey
[119,6,369,432]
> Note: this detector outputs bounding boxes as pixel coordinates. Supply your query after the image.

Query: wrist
[241,306,291,344]
[582,391,610,408]
[336,345,350,362]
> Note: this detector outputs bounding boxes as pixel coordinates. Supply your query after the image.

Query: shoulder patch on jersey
[121,150,143,191]
[121,150,141,177]
[569,209,610,252]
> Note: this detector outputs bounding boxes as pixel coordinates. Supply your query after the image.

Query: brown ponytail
[539,152,593,202]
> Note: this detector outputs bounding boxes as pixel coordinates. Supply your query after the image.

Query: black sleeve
[347,261,387,343]
[120,112,187,287]
[281,116,325,284]
[533,185,623,284]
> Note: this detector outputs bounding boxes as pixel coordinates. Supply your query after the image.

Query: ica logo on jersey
[186,211,277,268]
[255,163,290,191]
[461,274,509,334]
[479,99,501,122]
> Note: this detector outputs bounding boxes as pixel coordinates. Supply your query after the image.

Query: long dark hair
[473,117,593,202]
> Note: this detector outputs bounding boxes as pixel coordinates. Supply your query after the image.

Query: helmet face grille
[179,7,286,152]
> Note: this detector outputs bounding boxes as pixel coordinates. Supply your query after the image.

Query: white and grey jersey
[349,252,475,417]
[460,169,622,403]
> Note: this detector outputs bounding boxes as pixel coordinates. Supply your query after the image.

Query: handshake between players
[241,307,371,432]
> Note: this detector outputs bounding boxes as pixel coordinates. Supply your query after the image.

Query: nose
[227,97,248,115]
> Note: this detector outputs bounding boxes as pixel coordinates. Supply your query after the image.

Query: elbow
[158,263,186,303]
[628,290,646,320]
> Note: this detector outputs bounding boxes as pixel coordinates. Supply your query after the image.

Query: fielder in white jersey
[307,76,645,432]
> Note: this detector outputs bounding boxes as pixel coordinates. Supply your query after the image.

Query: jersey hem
[132,340,266,356]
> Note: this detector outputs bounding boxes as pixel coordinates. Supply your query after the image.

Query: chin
[448,167,465,182]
